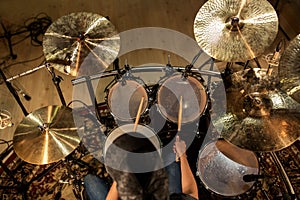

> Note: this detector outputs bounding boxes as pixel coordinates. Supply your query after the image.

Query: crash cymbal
[13,105,81,165]
[193,0,278,62]
[214,109,300,152]
[213,89,300,151]
[43,12,120,77]
[279,34,300,104]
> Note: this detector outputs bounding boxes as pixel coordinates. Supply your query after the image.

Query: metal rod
[45,65,66,106]
[71,66,221,85]
[270,151,297,200]
[85,76,98,115]
[7,64,47,82]
[0,66,28,116]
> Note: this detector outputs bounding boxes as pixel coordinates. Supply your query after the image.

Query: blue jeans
[84,174,109,200]
[164,154,182,194]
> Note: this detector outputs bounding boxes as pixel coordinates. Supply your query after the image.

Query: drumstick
[133,96,144,132]
[176,96,183,162]
[178,95,183,132]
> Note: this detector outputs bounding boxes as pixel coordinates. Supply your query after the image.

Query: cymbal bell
[193,0,278,62]
[43,12,120,77]
[279,34,300,104]
[13,105,82,165]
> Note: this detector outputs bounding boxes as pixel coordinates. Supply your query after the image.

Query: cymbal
[215,109,300,152]
[279,34,300,104]
[193,0,278,62]
[213,90,300,151]
[43,12,120,77]
[13,105,81,165]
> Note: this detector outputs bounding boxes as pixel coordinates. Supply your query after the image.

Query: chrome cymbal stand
[270,151,297,200]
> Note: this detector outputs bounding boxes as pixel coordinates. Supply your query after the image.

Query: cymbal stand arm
[0,65,28,116]
[7,64,47,82]
[270,152,297,200]
[46,64,66,106]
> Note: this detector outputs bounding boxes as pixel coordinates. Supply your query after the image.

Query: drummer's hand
[173,135,187,158]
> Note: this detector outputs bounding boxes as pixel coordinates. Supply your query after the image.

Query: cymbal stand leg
[243,60,250,70]
[0,66,28,116]
[270,152,297,200]
[253,58,262,68]
[46,64,66,106]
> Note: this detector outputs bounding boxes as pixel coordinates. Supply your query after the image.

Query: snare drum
[157,74,207,124]
[197,139,259,197]
[107,79,148,121]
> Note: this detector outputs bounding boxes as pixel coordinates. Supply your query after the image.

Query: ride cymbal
[13,105,81,165]
[43,12,120,77]
[279,34,300,104]
[193,0,278,62]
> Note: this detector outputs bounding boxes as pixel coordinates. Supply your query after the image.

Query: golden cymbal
[279,34,300,104]
[43,12,120,77]
[193,0,278,62]
[213,90,300,151]
[215,109,300,152]
[13,105,81,165]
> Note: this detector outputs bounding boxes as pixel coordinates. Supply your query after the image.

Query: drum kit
[0,0,299,199]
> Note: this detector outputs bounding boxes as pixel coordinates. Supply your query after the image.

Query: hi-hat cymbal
[279,34,300,104]
[43,12,120,77]
[193,0,278,62]
[13,105,81,165]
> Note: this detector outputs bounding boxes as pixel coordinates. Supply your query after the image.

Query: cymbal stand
[45,63,66,106]
[270,151,297,200]
[0,63,28,116]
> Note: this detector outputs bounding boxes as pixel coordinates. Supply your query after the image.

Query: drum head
[107,80,148,121]
[197,139,259,197]
[104,124,161,157]
[103,124,162,173]
[157,75,207,123]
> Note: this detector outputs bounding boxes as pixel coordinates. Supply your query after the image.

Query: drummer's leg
[84,174,109,200]
[163,150,182,195]
[165,161,182,194]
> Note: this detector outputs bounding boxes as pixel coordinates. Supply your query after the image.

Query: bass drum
[157,74,207,124]
[197,139,259,197]
[106,79,148,121]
